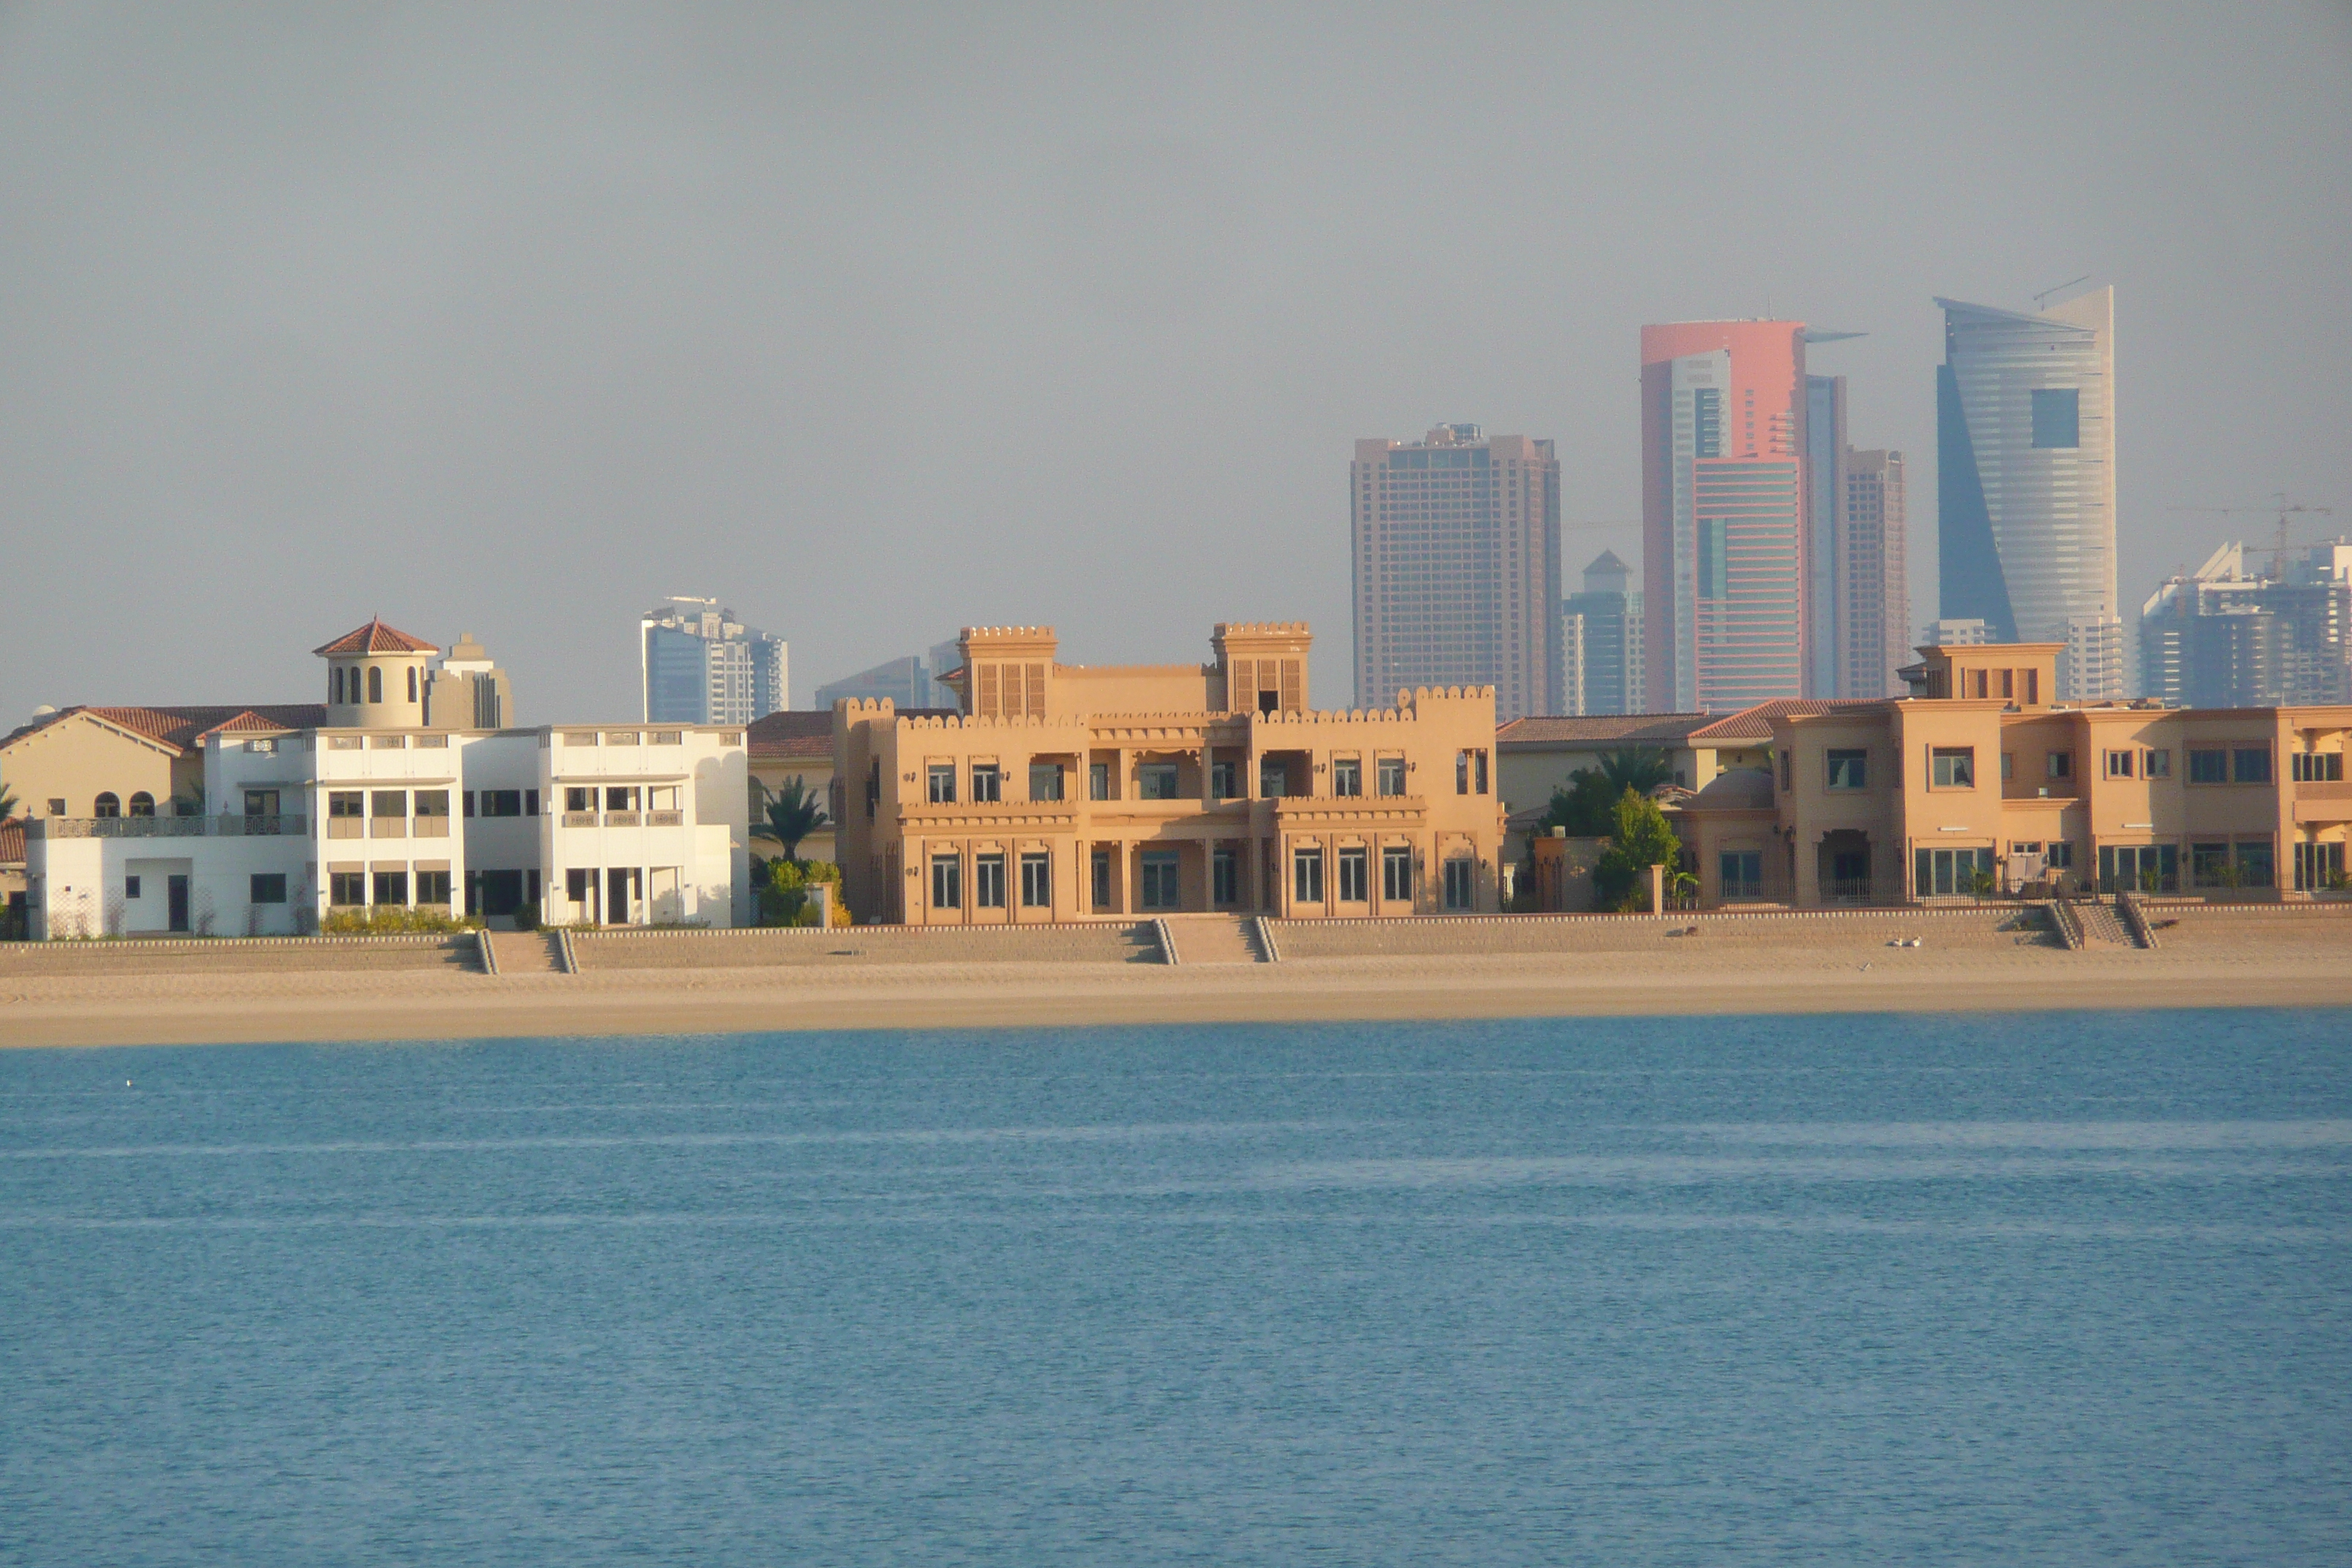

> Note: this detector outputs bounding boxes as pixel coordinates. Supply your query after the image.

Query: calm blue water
[4,1011,2349,1565]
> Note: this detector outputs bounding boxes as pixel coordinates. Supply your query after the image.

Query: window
[372,790,405,818]
[930,855,961,910]
[415,870,451,905]
[2295,842,2346,891]
[1141,849,1180,909]
[1476,751,1488,793]
[1931,747,1975,788]
[1020,851,1052,908]
[1090,761,1112,801]
[927,764,957,804]
[92,792,121,818]
[1455,750,1488,794]
[1292,847,1324,905]
[330,871,366,906]
[125,875,142,900]
[971,766,1002,803]
[1442,857,1475,910]
[328,791,363,819]
[1336,846,1368,902]
[1914,846,1993,897]
[2046,751,2073,781]
[332,666,344,704]
[367,666,382,704]
[1720,851,1763,900]
[481,790,522,818]
[46,798,65,815]
[2235,841,2275,888]
[1457,752,1470,794]
[2190,843,2231,886]
[566,868,595,911]
[1212,846,1237,905]
[1383,845,1413,902]
[2145,749,2171,780]
[2104,750,2136,780]
[564,732,597,747]
[2030,387,2081,448]
[1091,846,1113,910]
[2001,752,2016,782]
[1261,761,1287,798]
[2188,748,2227,783]
[2233,747,2272,785]
[1138,763,1180,800]
[414,790,450,818]
[1779,752,1792,791]
[2288,752,2341,782]
[1210,759,1237,799]
[1333,758,1362,798]
[649,731,682,746]
[407,667,418,703]
[1029,763,1064,802]
[244,738,276,755]
[597,786,630,813]
[973,854,1006,908]
[2047,840,2075,870]
[1377,757,1406,797]
[372,870,407,906]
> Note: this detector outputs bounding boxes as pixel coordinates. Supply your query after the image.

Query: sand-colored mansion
[834,624,1507,924]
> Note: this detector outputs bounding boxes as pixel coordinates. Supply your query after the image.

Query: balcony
[370,818,407,838]
[604,810,641,827]
[562,811,598,828]
[32,814,308,840]
[648,810,685,826]
[2295,779,2352,823]
[413,816,451,838]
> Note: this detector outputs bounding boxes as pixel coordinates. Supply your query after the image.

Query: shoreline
[5,950,2350,1049]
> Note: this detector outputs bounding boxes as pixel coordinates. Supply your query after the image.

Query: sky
[3,1,2348,723]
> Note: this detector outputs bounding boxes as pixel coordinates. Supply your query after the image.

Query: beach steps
[1161,915,1266,965]
[567,921,1163,971]
[0,938,480,977]
[2072,900,2139,951]
[486,930,568,975]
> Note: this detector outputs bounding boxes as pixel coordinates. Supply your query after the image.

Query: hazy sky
[4,2,2348,723]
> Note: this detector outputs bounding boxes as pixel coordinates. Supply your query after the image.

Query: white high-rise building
[1934,285,2122,701]
[641,598,788,725]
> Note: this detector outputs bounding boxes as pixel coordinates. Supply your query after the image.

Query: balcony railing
[604,810,641,827]
[647,810,684,826]
[33,814,307,840]
[413,816,450,837]
[562,811,598,827]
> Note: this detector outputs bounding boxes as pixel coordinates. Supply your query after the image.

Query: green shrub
[512,900,540,932]
[320,905,480,935]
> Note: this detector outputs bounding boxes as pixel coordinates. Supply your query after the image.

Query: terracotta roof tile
[1686,699,1880,743]
[0,818,22,866]
[312,617,438,656]
[746,710,837,760]
[0,704,328,755]
[1496,713,1717,747]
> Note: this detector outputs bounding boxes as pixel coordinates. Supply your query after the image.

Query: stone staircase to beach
[486,930,568,975]
[2073,900,2139,951]
[1162,915,1267,965]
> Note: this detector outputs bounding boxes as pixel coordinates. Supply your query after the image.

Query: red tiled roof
[312,617,437,656]
[0,704,328,755]
[0,818,23,867]
[1686,700,1880,743]
[746,710,836,760]
[1496,713,1717,747]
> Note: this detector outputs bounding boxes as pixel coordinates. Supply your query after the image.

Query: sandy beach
[3,904,2347,1048]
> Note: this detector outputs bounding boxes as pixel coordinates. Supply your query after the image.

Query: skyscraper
[1352,423,1561,721]
[2138,539,2352,708]
[1561,550,1643,716]
[640,597,788,725]
[1936,286,2121,700]
[1641,321,1812,712]
[1840,449,1910,698]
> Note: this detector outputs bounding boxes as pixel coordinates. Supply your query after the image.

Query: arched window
[128,791,156,817]
[94,792,120,818]
[407,666,418,702]
[332,666,344,704]
[368,666,382,704]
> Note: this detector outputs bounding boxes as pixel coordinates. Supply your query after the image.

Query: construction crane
[2165,494,2334,581]
[2033,274,2092,310]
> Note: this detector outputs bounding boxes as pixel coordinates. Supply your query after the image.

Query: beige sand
[2,906,2347,1048]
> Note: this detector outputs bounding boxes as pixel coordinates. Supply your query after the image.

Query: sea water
[3,1011,2348,1565]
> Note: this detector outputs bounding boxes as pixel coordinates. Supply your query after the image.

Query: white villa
[24,619,750,938]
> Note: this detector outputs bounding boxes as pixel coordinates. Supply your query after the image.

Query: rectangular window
[2046,751,2073,781]
[328,791,364,819]
[2144,750,2171,780]
[2190,842,2231,886]
[930,854,961,910]
[2235,840,2275,888]
[973,854,1006,908]
[1913,846,1992,897]
[330,871,366,906]
[565,787,595,813]
[1382,845,1412,902]
[1261,761,1286,798]
[1442,857,1475,911]
[1028,763,1064,802]
[2188,748,2227,784]
[1377,757,1406,797]
[566,867,593,909]
[1090,846,1112,910]
[2030,387,2081,448]
[1210,760,1237,799]
[603,786,636,813]
[249,873,286,905]
[1141,849,1181,909]
[1720,851,1763,900]
[2294,842,2346,891]
[413,790,450,818]
[1212,846,1237,905]
[462,791,476,818]
[2289,753,2342,783]
[481,790,522,818]
[1457,751,1471,794]
[1332,759,1362,798]
[1090,761,1112,801]
[125,875,142,900]
[1138,763,1180,800]
[371,790,406,818]
[971,766,1002,803]
[1292,847,1324,905]
[1336,846,1368,902]
[927,765,957,804]
[415,870,451,906]
[1020,851,1052,908]
[1475,751,1488,794]
[1779,751,1793,791]
[1931,747,1975,788]
[2047,840,2075,870]
[2104,750,2136,780]
[372,870,408,906]
[2233,747,2271,785]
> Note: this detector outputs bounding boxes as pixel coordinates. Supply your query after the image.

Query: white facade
[27,723,750,938]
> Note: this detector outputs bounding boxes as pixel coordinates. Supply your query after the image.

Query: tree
[1592,787,1682,911]
[1541,747,1678,837]
[759,776,831,864]
[0,782,16,821]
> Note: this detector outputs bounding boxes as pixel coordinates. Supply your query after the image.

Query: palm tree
[760,776,831,864]
[0,783,17,821]
[1596,747,1676,798]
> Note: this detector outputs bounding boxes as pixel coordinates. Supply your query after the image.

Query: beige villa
[833,622,1507,924]
[1676,641,2352,906]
